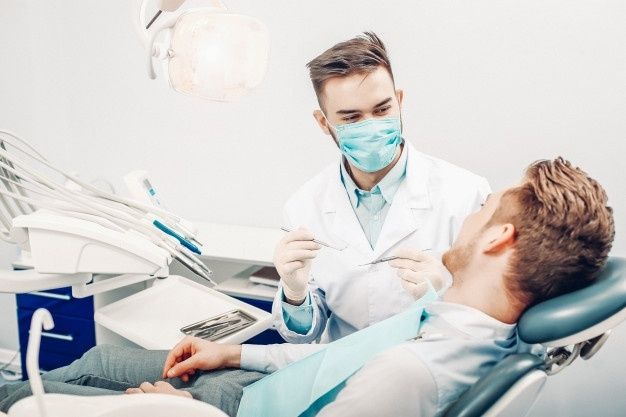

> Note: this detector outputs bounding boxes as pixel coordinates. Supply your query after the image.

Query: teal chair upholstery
[444,256,626,417]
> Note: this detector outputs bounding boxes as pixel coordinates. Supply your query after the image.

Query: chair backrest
[443,354,545,417]
[444,256,626,417]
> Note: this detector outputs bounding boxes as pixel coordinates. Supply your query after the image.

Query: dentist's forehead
[321,67,396,112]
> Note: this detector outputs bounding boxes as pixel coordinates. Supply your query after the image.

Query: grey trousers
[0,345,266,416]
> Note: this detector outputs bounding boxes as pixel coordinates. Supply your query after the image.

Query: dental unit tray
[181,309,257,341]
[94,275,272,349]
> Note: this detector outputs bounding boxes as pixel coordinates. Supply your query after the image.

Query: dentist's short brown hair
[306,32,394,105]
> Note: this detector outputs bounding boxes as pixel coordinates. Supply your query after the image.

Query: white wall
[0,0,624,415]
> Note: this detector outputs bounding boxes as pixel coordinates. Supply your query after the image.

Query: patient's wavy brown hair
[491,157,615,307]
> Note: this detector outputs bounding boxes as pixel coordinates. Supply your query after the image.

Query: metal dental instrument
[358,249,432,267]
[280,226,347,251]
[180,310,257,341]
[145,9,162,29]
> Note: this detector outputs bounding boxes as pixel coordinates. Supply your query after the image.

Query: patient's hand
[125,381,192,399]
[162,336,242,382]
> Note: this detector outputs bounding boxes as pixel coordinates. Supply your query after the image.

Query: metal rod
[280,226,346,251]
[145,10,163,29]
[358,249,432,267]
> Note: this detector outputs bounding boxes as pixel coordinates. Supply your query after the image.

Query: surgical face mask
[327,116,403,173]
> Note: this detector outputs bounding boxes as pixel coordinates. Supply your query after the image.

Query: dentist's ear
[313,110,332,135]
[483,224,516,254]
[395,89,404,107]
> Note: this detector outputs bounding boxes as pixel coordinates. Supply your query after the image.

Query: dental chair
[7,257,626,417]
[444,256,626,417]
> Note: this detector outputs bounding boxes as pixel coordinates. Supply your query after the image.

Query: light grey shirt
[242,301,518,416]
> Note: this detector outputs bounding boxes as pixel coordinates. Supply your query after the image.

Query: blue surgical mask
[330,117,402,173]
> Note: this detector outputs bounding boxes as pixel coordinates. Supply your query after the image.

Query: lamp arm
[139,0,228,79]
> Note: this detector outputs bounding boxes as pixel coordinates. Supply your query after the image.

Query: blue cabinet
[16,287,96,379]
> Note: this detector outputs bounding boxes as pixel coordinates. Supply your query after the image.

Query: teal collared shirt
[281,144,408,335]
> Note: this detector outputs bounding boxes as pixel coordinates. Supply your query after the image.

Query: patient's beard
[442,241,476,283]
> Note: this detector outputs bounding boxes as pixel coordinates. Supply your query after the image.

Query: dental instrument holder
[0,130,215,297]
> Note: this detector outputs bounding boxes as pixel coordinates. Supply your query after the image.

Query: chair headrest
[518,256,626,346]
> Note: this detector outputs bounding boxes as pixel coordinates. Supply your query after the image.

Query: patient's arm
[162,336,243,380]
[317,345,437,417]
[162,336,326,379]
[240,342,326,373]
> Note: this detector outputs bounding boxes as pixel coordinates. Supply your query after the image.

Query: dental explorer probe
[280,226,347,251]
[358,249,432,267]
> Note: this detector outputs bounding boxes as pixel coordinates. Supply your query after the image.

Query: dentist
[272,32,491,343]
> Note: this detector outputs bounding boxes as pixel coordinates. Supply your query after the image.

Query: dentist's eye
[374,106,391,115]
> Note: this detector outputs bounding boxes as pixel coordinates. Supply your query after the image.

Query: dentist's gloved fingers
[281,260,305,275]
[281,229,315,245]
[286,240,321,251]
[400,278,430,299]
[396,268,426,283]
[392,248,434,263]
[282,249,319,263]
[389,257,426,272]
[397,268,445,291]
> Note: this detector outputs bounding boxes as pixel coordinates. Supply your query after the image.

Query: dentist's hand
[389,248,446,299]
[162,336,241,382]
[274,228,321,304]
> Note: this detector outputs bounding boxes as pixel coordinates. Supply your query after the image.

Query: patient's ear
[483,224,515,254]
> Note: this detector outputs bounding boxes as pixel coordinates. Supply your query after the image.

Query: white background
[0,0,625,415]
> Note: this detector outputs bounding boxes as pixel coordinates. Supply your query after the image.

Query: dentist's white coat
[272,142,490,343]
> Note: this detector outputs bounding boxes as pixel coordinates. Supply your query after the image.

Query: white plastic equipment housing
[12,210,170,276]
[8,393,229,417]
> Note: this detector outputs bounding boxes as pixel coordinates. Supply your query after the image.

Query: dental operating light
[135,0,270,101]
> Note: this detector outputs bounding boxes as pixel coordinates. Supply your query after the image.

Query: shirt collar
[340,142,408,208]
[425,301,517,340]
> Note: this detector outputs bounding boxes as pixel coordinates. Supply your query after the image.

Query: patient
[0,158,615,416]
